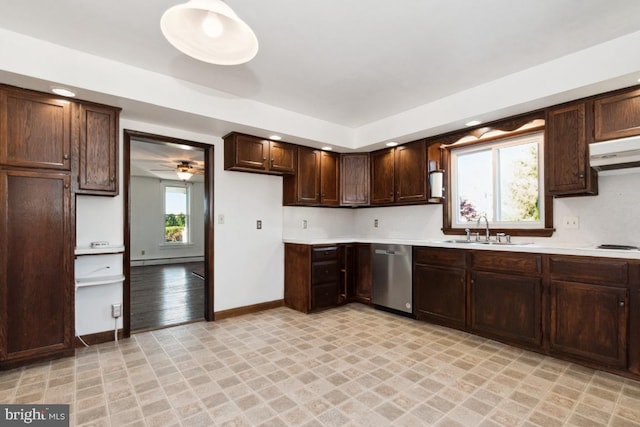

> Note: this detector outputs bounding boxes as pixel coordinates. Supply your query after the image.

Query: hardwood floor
[130,262,205,332]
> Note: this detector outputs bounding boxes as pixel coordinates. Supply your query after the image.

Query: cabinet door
[77,103,119,195]
[355,244,372,302]
[0,170,73,364]
[470,271,542,346]
[394,140,427,203]
[320,151,340,206]
[414,264,466,328]
[550,280,628,368]
[269,141,296,174]
[594,87,640,141]
[296,147,321,204]
[0,88,71,170]
[545,102,596,195]
[226,133,269,172]
[370,148,395,204]
[341,153,369,206]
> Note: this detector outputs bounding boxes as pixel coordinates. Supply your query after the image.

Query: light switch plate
[257,220,262,229]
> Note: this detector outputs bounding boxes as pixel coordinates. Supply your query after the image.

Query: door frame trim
[122,129,215,337]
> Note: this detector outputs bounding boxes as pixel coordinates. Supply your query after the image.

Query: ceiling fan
[150,160,205,181]
[175,160,204,180]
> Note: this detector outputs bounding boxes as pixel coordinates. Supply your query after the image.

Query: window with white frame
[163,183,190,244]
[450,131,544,229]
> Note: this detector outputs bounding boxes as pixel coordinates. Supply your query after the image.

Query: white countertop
[282,238,640,260]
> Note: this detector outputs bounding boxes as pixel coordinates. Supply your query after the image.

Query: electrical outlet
[256,220,262,229]
[111,303,122,318]
[141,250,145,256]
[374,219,379,228]
[563,216,579,229]
[217,214,225,224]
[302,219,308,229]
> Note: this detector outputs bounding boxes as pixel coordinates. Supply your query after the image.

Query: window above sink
[439,113,554,237]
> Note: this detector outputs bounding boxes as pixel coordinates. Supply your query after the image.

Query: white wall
[75,117,285,335]
[130,176,205,264]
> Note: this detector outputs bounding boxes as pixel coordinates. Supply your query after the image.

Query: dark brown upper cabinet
[371,140,427,206]
[76,103,120,196]
[0,87,72,171]
[224,132,296,175]
[594,86,640,141]
[545,101,597,196]
[283,147,339,206]
[320,150,340,206]
[340,153,369,206]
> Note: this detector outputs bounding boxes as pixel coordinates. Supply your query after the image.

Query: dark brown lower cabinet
[0,169,74,368]
[550,280,628,369]
[284,244,339,313]
[285,243,372,313]
[470,271,542,346]
[414,264,466,328]
[413,247,467,328]
[413,246,638,378]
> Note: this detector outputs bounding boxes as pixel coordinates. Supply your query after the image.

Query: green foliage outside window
[165,213,186,242]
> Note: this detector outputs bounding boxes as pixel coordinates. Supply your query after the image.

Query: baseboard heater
[131,256,204,267]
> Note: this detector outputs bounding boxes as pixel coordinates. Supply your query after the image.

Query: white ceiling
[1,0,640,131]
[130,139,205,182]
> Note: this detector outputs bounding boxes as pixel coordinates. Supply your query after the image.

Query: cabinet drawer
[549,256,628,285]
[414,247,466,267]
[472,251,542,275]
[311,283,338,310]
[312,260,338,284]
[312,246,339,261]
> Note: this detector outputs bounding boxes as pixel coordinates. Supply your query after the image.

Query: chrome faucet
[477,215,490,241]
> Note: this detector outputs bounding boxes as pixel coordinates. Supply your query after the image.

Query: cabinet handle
[110,175,115,182]
[63,154,69,160]
[579,173,584,178]
[619,301,625,307]
[64,183,70,189]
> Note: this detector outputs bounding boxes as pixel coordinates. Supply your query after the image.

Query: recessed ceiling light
[465,120,482,127]
[51,87,76,97]
[386,141,399,147]
[269,135,282,141]
[321,146,333,151]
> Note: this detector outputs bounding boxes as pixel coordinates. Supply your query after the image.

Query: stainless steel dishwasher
[371,244,413,315]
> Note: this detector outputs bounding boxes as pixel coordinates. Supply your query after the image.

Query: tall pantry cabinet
[0,85,120,368]
[0,87,75,366]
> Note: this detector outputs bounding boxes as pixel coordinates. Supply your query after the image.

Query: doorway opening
[123,130,214,337]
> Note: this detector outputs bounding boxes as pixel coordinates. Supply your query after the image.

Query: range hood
[589,135,640,171]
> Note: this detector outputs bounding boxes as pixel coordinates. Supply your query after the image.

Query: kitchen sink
[475,241,533,246]
[441,239,533,246]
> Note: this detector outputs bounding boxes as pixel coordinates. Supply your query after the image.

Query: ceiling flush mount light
[321,146,333,151]
[465,120,482,127]
[385,141,399,147]
[160,0,259,65]
[269,135,282,141]
[51,87,76,97]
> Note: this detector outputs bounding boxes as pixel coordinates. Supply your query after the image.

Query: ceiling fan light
[160,0,258,65]
[176,171,193,181]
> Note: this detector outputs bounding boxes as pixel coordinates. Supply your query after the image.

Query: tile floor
[2,304,640,426]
